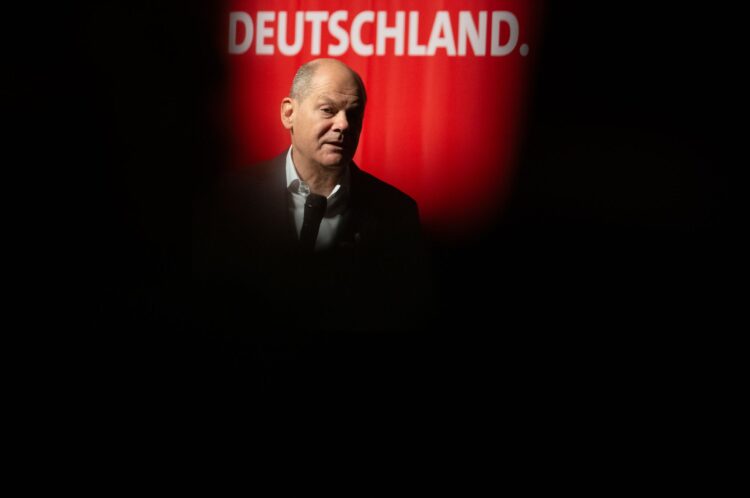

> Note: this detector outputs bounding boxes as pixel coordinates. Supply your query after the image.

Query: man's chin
[319,153,351,169]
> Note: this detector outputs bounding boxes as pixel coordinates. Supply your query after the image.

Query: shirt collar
[285,146,349,210]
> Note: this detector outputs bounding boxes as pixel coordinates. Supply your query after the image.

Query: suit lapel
[336,163,377,250]
[263,152,296,246]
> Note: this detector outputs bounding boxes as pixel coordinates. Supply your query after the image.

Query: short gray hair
[289,60,367,105]
[289,61,319,101]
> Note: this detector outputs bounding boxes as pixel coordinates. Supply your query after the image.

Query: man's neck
[292,150,344,197]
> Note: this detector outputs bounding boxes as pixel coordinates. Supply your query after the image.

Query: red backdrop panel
[222,0,543,238]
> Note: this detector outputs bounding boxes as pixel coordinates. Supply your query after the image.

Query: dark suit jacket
[193,151,430,334]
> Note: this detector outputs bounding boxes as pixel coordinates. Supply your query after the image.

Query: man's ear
[280,97,294,131]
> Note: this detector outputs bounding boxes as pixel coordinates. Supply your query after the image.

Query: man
[194,59,428,333]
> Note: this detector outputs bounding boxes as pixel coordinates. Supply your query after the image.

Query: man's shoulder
[218,152,285,193]
[195,152,286,223]
[351,163,417,213]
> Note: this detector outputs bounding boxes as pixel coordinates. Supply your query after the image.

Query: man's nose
[332,110,349,132]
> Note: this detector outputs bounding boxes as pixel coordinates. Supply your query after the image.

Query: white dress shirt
[285,146,350,251]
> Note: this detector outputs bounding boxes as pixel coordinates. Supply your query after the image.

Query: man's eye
[321,108,334,115]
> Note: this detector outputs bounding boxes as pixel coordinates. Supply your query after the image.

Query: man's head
[281,59,366,173]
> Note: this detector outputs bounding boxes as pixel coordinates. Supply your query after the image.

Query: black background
[25,1,738,402]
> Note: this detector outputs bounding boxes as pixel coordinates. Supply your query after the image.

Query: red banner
[223,0,543,237]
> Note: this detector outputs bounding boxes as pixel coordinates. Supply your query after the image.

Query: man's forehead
[315,91,362,104]
[308,70,362,97]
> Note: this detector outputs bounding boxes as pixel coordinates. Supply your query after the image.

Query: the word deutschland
[229,10,521,56]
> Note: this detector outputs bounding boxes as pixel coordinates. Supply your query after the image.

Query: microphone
[299,193,327,252]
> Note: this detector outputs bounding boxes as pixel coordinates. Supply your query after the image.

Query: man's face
[285,66,365,172]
